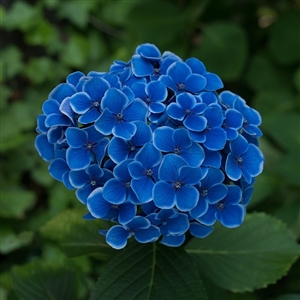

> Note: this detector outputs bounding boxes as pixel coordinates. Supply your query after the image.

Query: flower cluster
[35,43,264,249]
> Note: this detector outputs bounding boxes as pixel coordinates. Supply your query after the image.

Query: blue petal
[184,74,206,93]
[158,154,186,182]
[70,92,92,114]
[204,72,223,91]
[200,92,218,105]
[42,99,59,115]
[65,127,87,148]
[190,197,208,219]
[76,184,93,205]
[204,127,226,151]
[166,103,185,121]
[131,82,147,100]
[131,176,155,203]
[225,109,243,129]
[153,181,176,209]
[123,99,148,122]
[108,137,130,164]
[179,165,203,185]
[186,58,206,74]
[36,115,48,133]
[35,134,54,162]
[189,222,213,238]
[149,102,165,114]
[47,127,63,144]
[45,113,72,127]
[160,234,186,247]
[184,114,207,132]
[197,205,217,226]
[135,225,160,243]
[241,144,264,177]
[49,83,76,103]
[83,77,110,101]
[126,216,150,230]
[167,61,191,84]
[87,187,112,218]
[180,142,205,167]
[165,213,189,235]
[206,184,228,204]
[106,225,129,249]
[78,108,101,124]
[216,204,245,228]
[131,54,154,77]
[176,92,196,109]
[153,126,174,152]
[113,159,133,182]
[101,88,128,114]
[136,43,161,59]
[204,106,224,127]
[230,134,249,157]
[158,75,177,91]
[118,202,136,224]
[69,169,90,188]
[243,124,263,138]
[146,81,167,102]
[225,153,242,181]
[113,121,137,140]
[94,108,117,135]
[66,147,90,170]
[172,128,192,149]
[128,161,144,180]
[176,185,199,211]
[201,168,225,188]
[48,158,69,181]
[223,185,242,205]
[62,171,74,190]
[86,164,104,178]
[135,143,162,170]
[103,179,127,204]
[202,148,222,168]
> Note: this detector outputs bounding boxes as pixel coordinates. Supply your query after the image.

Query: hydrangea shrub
[35,43,264,250]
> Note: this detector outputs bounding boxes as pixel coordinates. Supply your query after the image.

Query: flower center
[177,83,185,91]
[201,189,208,197]
[174,148,180,155]
[87,143,93,150]
[217,202,224,210]
[93,101,100,107]
[146,169,153,176]
[126,181,131,187]
[185,109,191,114]
[130,146,135,152]
[117,113,123,120]
[237,157,243,164]
[91,180,97,186]
[174,181,181,189]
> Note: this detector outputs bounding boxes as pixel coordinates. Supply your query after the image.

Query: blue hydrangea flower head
[35,43,264,249]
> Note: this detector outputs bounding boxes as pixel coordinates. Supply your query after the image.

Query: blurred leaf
[185,213,300,292]
[1,46,24,79]
[0,189,36,219]
[40,209,115,258]
[60,33,90,68]
[272,295,300,300]
[12,261,77,300]
[193,22,247,81]
[248,173,278,208]
[0,228,33,254]
[252,88,295,118]
[127,1,187,47]
[25,57,55,84]
[0,85,11,109]
[293,67,300,93]
[91,242,206,300]
[274,151,300,186]
[246,53,288,92]
[25,20,55,46]
[262,112,300,152]
[2,1,39,31]
[57,0,95,28]
[269,11,300,65]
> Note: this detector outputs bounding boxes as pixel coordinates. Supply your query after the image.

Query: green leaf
[185,213,300,292]
[269,11,300,65]
[2,1,39,31]
[91,242,207,300]
[0,188,36,219]
[12,261,77,300]
[25,20,55,46]
[40,209,115,258]
[193,22,247,80]
[0,228,33,254]
[1,46,24,79]
[273,295,300,300]
[246,53,287,92]
[60,33,90,68]
[293,67,300,93]
[262,112,300,152]
[127,1,187,47]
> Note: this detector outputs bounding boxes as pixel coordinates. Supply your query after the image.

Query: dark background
[1,0,299,299]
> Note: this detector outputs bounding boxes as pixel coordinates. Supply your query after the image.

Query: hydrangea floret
[35,43,264,249]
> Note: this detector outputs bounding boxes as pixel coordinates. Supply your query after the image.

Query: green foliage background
[0,0,299,299]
